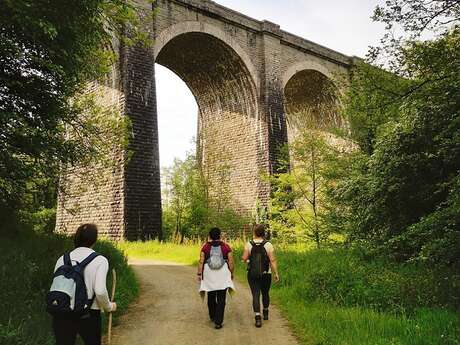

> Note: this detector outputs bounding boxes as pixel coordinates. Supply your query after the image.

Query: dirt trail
[110,259,298,345]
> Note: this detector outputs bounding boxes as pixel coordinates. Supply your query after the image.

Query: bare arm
[267,249,280,282]
[241,246,250,262]
[197,251,205,281]
[227,252,235,278]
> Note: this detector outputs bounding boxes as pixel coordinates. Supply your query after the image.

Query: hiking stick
[108,269,117,345]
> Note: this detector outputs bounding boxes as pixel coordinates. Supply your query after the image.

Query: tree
[333,0,460,264]
[161,150,250,242]
[0,0,148,232]
[268,131,338,247]
[161,154,208,242]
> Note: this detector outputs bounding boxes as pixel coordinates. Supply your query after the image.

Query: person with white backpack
[197,227,235,329]
[46,223,117,345]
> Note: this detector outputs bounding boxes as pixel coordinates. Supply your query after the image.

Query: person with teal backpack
[242,224,280,328]
[47,224,117,345]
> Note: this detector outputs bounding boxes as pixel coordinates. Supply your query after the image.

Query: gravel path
[109,259,299,345]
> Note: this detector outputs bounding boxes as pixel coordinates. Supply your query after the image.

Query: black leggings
[247,273,272,313]
[52,310,101,345]
[207,289,227,325]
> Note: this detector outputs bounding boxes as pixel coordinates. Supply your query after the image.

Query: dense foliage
[265,1,460,266]
[0,230,138,345]
[257,245,460,345]
[161,152,249,241]
[0,0,145,233]
[267,132,339,247]
[326,0,460,265]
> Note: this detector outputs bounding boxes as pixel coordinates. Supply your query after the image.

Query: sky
[156,0,386,168]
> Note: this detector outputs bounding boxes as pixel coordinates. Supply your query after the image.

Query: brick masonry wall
[57,0,352,239]
[55,69,126,239]
[122,1,162,240]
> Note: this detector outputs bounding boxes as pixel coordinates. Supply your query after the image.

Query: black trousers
[52,310,101,345]
[207,289,227,325]
[247,273,272,313]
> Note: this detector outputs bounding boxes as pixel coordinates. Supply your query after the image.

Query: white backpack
[207,244,226,270]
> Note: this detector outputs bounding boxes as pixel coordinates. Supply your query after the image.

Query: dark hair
[74,223,98,248]
[209,227,221,241]
[253,224,266,238]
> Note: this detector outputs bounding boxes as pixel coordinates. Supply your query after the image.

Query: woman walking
[47,224,117,345]
[242,224,279,328]
[198,227,235,329]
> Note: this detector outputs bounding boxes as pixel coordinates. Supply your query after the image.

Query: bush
[19,208,57,234]
[0,230,138,345]
[274,247,460,314]
[232,244,460,344]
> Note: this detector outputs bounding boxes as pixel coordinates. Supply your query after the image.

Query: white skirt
[199,263,235,292]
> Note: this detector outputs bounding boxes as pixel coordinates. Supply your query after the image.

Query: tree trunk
[311,146,320,249]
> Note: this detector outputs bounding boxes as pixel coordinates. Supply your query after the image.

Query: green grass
[121,240,460,345]
[117,240,201,265]
[0,231,138,345]
[273,300,459,345]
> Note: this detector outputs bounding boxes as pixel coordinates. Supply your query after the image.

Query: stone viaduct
[56,0,355,240]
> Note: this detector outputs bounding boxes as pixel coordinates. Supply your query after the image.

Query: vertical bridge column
[121,2,162,240]
[261,21,288,176]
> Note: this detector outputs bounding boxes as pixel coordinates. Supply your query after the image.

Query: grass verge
[0,231,138,345]
[120,240,460,345]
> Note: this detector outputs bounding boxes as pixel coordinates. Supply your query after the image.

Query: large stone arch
[154,24,264,220]
[154,21,260,91]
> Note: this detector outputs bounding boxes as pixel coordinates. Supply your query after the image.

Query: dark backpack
[248,240,270,279]
[46,252,99,316]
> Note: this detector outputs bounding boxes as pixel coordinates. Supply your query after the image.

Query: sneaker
[263,309,269,320]
[215,324,223,329]
[255,315,262,328]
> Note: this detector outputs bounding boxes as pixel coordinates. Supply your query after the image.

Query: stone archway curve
[154,21,260,91]
[282,60,336,90]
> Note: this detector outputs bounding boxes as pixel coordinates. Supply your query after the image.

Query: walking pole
[108,269,117,345]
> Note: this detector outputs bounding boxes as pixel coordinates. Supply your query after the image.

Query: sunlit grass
[119,240,460,345]
[117,240,202,265]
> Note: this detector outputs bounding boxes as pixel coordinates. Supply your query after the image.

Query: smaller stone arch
[283,66,341,133]
[282,60,336,90]
[154,21,260,91]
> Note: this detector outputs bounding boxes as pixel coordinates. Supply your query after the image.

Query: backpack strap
[250,240,266,247]
[80,252,101,309]
[63,252,72,266]
[78,252,100,270]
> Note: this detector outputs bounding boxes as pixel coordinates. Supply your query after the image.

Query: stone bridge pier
[56,0,353,240]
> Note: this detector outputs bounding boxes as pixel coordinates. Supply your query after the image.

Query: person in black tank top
[242,224,280,328]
